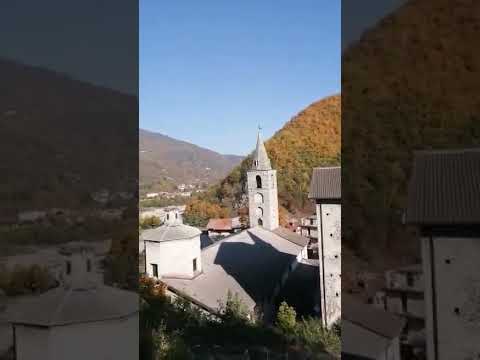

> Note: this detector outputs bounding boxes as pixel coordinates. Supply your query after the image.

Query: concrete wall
[317,203,341,327]
[342,320,401,360]
[15,314,139,360]
[145,236,201,279]
[422,236,480,360]
[247,170,279,231]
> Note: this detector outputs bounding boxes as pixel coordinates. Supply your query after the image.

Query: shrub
[295,317,340,357]
[218,290,250,325]
[276,301,297,335]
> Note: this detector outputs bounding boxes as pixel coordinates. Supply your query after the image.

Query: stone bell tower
[247,130,279,230]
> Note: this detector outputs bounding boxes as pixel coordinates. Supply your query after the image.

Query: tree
[183,199,229,228]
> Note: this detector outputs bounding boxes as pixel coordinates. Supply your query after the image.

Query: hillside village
[138,131,342,358]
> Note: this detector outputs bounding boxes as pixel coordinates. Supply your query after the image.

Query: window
[193,258,197,272]
[175,213,178,219]
[256,175,262,189]
[310,218,314,225]
[151,264,158,278]
[166,214,170,220]
[256,207,263,217]
[258,218,263,226]
[254,193,264,204]
[86,259,92,272]
[66,261,71,275]
[407,273,414,287]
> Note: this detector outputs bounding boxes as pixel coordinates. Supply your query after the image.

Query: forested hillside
[197,95,341,219]
[342,0,480,263]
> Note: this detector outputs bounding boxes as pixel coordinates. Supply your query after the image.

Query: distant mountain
[0,59,137,211]
[139,129,243,193]
[202,95,341,216]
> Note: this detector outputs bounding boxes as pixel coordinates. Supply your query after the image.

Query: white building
[308,167,341,328]
[6,243,139,360]
[247,131,279,230]
[141,209,202,279]
[343,295,405,360]
[406,149,480,360]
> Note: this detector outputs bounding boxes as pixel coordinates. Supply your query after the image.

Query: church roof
[251,132,272,171]
[406,148,480,226]
[308,167,341,200]
[6,285,138,327]
[162,226,304,314]
[141,223,201,242]
[272,227,309,247]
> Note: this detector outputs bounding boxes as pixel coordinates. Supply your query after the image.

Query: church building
[145,131,313,322]
[247,132,279,230]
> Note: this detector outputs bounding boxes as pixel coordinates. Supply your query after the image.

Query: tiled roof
[406,149,480,225]
[206,218,233,231]
[308,167,341,200]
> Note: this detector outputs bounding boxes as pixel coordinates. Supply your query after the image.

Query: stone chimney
[59,243,100,290]
[165,209,181,226]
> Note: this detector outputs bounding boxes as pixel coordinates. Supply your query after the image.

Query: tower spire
[253,127,271,170]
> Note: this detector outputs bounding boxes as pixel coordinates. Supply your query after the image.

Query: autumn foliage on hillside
[342,0,480,263]
[193,95,341,219]
[183,199,230,227]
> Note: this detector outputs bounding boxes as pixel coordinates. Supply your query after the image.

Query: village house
[374,264,426,358]
[342,295,406,360]
[308,166,341,328]
[142,132,312,322]
[6,242,139,360]
[299,215,320,259]
[205,217,243,238]
[405,148,480,360]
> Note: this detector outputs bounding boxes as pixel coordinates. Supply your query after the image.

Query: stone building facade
[247,132,279,231]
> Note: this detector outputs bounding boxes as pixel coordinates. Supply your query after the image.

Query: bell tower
[247,130,279,230]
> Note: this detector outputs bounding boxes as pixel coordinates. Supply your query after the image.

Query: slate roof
[162,227,304,314]
[141,223,201,242]
[406,149,480,225]
[251,132,272,171]
[272,227,309,247]
[308,167,341,200]
[7,285,138,327]
[343,295,406,339]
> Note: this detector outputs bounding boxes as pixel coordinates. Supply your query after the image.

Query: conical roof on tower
[252,130,272,170]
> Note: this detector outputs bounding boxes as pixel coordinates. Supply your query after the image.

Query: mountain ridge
[139,129,244,193]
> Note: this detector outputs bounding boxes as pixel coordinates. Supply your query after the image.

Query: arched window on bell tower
[256,175,262,189]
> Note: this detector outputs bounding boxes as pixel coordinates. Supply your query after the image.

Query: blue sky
[140,0,341,156]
